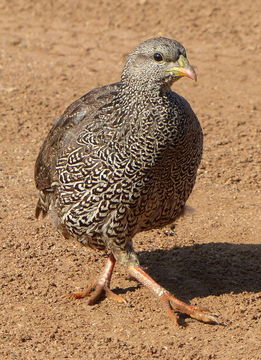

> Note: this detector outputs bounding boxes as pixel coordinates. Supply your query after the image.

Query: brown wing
[34,82,120,217]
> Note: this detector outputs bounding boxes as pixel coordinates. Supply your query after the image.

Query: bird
[35,36,218,325]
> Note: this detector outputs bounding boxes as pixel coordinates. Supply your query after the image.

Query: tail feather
[35,191,50,219]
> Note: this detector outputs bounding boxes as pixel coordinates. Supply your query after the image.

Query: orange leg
[128,265,219,325]
[69,254,125,305]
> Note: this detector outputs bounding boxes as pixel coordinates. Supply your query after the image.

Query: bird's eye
[153,53,163,62]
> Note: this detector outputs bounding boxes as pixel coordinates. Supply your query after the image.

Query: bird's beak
[166,55,197,81]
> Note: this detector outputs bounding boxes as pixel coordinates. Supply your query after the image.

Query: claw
[128,265,224,326]
[67,282,95,299]
[66,254,126,305]
[67,282,125,305]
[105,288,126,303]
[168,296,221,325]
[66,254,124,304]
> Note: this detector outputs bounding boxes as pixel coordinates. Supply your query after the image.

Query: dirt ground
[0,0,260,359]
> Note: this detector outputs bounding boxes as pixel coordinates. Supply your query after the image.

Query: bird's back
[34,82,121,218]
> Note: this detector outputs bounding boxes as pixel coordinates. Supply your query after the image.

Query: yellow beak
[166,55,197,81]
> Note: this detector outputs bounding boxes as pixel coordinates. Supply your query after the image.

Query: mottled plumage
[35,37,218,325]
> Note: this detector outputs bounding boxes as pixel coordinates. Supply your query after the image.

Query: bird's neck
[122,77,170,99]
[119,81,171,118]
[108,84,178,158]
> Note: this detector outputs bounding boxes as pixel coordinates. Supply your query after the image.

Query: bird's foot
[67,253,125,304]
[160,292,219,325]
[68,280,125,305]
[128,265,221,326]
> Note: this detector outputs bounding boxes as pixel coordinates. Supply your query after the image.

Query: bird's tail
[175,204,196,221]
[35,191,50,219]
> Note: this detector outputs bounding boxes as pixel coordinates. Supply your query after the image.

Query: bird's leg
[69,254,125,305]
[128,265,219,325]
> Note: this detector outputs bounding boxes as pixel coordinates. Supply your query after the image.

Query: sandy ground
[0,0,260,359]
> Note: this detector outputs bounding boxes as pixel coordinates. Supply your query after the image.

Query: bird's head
[121,37,196,90]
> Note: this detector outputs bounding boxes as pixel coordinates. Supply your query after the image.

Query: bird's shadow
[133,242,261,302]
